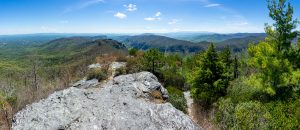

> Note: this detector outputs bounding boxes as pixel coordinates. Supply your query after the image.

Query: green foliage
[216,99,271,129]
[166,86,187,113]
[219,46,232,68]
[226,77,261,103]
[235,101,271,129]
[114,67,127,77]
[247,42,294,96]
[161,69,185,89]
[125,56,145,74]
[267,0,298,53]
[128,48,138,56]
[143,48,164,73]
[87,68,108,81]
[188,44,229,105]
[215,98,236,129]
[245,0,300,98]
[267,100,300,129]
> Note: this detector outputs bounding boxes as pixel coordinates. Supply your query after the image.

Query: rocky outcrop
[12,72,201,130]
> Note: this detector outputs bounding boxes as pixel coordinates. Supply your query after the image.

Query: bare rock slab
[12,72,202,130]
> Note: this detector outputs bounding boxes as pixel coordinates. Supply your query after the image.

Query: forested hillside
[0,37,127,126]
[121,34,266,53]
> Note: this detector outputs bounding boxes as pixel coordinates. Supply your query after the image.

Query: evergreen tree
[219,46,233,82]
[233,55,239,79]
[246,0,299,97]
[267,0,298,54]
[189,44,227,105]
[143,48,163,74]
[219,46,232,68]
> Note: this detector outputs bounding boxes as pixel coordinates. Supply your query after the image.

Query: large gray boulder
[12,72,201,130]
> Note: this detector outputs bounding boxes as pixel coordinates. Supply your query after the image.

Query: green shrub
[125,57,144,74]
[215,98,236,129]
[227,77,263,103]
[267,100,300,129]
[161,69,185,89]
[166,86,187,113]
[234,101,271,130]
[128,48,138,56]
[87,68,108,81]
[114,67,127,77]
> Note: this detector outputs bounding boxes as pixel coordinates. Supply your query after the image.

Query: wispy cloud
[204,3,221,7]
[114,12,127,19]
[63,0,104,14]
[144,12,162,21]
[168,19,180,25]
[124,4,137,12]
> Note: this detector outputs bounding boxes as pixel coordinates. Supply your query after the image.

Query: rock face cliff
[12,72,202,130]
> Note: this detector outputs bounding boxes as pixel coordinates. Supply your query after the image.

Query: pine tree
[219,46,232,68]
[189,44,227,105]
[233,55,239,79]
[143,48,163,74]
[267,0,298,54]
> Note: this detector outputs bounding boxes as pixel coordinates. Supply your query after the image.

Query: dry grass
[150,90,165,104]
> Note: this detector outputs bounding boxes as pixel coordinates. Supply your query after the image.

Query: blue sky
[0,0,299,34]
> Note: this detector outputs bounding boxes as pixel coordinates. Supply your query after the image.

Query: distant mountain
[122,34,266,53]
[170,33,266,43]
[0,34,107,45]
[38,37,127,66]
[215,35,266,52]
[123,34,207,53]
[39,36,125,54]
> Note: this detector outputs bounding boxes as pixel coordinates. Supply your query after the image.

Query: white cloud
[204,3,221,7]
[144,17,161,21]
[124,4,137,12]
[168,19,180,25]
[155,12,161,17]
[144,11,162,21]
[114,12,127,19]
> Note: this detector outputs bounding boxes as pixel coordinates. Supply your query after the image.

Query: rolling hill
[121,34,266,53]
[168,33,266,43]
[38,37,127,66]
[123,34,207,53]
[214,35,266,52]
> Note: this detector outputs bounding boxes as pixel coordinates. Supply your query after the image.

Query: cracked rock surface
[12,72,202,130]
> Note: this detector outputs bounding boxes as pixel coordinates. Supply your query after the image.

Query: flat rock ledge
[12,72,202,130]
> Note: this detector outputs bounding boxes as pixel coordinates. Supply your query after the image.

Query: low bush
[87,68,108,81]
[166,86,187,113]
[114,67,127,77]
[266,100,300,129]
[234,101,271,129]
[125,57,144,74]
[214,98,235,129]
[161,69,185,89]
[215,99,271,129]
